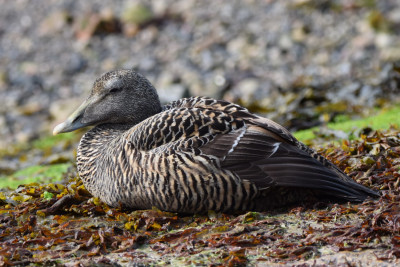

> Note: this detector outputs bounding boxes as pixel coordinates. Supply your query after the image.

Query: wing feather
[200,115,379,201]
[129,96,378,203]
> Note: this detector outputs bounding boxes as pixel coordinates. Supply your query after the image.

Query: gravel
[0,0,400,149]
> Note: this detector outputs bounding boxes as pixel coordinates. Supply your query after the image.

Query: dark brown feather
[200,113,379,202]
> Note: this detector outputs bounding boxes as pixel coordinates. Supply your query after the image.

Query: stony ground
[1,0,400,151]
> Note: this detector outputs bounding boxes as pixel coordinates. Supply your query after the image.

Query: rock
[157,84,187,104]
[39,10,72,36]
[214,74,227,87]
[121,3,153,25]
[291,22,309,43]
[17,102,44,116]
[74,8,121,43]
[64,53,87,75]
[138,57,156,71]
[0,71,9,91]
[121,3,155,37]
[381,47,400,61]
[375,33,392,48]
[1,0,400,150]
[49,97,84,126]
[231,78,261,105]
[156,72,176,89]
[388,7,400,23]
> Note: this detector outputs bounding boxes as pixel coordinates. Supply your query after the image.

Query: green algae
[294,105,400,141]
[0,129,83,188]
[32,132,78,150]
[0,163,72,189]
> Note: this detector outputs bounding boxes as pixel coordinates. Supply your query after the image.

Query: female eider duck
[53,70,379,213]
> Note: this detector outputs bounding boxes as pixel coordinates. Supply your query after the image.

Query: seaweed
[0,127,399,265]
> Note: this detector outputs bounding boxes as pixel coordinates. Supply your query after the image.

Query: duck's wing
[128,97,378,202]
[164,96,298,144]
[124,101,242,152]
[195,101,379,202]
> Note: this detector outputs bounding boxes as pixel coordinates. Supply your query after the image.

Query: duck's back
[77,96,378,213]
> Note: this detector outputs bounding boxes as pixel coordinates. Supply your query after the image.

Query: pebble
[0,0,400,151]
[232,78,261,105]
[157,84,187,104]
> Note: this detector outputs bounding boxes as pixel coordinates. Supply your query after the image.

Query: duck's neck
[95,123,135,132]
[77,123,132,201]
[78,123,133,157]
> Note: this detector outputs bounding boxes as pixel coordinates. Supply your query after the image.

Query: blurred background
[0,0,399,150]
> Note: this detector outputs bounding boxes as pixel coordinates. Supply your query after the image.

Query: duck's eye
[109,87,122,93]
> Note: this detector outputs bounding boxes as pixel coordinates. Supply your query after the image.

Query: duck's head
[53,69,162,135]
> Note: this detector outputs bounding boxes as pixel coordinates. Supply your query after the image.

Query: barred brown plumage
[54,69,379,213]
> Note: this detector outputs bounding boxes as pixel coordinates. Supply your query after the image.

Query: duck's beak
[53,99,90,135]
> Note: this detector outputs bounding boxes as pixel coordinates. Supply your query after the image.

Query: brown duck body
[75,95,378,213]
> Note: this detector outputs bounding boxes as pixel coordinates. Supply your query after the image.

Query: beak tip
[53,122,65,135]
